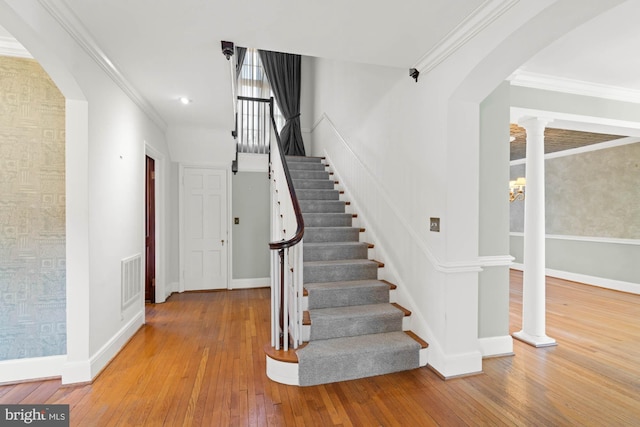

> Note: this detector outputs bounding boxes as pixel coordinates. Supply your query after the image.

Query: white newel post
[513,117,557,348]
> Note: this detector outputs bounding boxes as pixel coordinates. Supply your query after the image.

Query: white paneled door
[183,167,228,290]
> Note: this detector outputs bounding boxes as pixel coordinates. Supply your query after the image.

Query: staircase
[272,155,428,386]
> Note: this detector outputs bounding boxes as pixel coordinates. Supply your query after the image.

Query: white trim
[510,107,640,138]
[429,350,483,379]
[145,143,167,303]
[313,113,482,274]
[0,35,32,58]
[61,309,144,384]
[0,355,65,384]
[510,263,640,295]
[509,69,640,105]
[230,277,270,289]
[413,0,519,74]
[265,355,299,386]
[38,0,167,131]
[478,255,515,267]
[87,310,144,383]
[167,282,179,298]
[510,232,640,246]
[478,335,514,357]
[510,136,640,165]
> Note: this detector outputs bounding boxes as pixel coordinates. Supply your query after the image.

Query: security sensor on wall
[221,41,234,60]
[409,68,419,82]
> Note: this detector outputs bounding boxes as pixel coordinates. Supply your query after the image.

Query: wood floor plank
[1,275,639,425]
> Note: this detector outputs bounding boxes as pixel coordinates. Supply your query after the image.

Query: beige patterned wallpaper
[510,142,640,239]
[0,56,66,360]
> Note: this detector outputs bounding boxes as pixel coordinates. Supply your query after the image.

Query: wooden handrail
[267,98,304,251]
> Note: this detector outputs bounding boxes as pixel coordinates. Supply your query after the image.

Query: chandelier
[509,177,526,202]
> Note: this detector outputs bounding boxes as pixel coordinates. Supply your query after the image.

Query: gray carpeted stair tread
[297,189,340,200]
[304,259,379,283]
[303,213,352,227]
[305,279,391,309]
[304,227,360,243]
[293,179,335,190]
[285,156,323,163]
[304,241,368,261]
[299,200,345,213]
[287,162,327,171]
[309,303,404,340]
[290,170,330,180]
[296,331,420,386]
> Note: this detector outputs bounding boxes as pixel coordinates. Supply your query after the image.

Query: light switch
[234,217,240,225]
[430,217,440,232]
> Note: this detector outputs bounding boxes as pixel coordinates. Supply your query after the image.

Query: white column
[513,117,556,347]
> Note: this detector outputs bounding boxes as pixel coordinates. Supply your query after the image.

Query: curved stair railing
[265,97,304,351]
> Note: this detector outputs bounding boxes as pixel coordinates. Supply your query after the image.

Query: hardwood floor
[2,271,639,426]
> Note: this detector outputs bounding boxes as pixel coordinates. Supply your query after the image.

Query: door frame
[145,155,156,303]
[178,162,231,292]
[145,143,167,303]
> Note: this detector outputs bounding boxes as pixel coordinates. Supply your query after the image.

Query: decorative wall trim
[61,309,144,384]
[478,335,514,358]
[478,255,515,267]
[37,0,167,131]
[231,277,270,289]
[0,35,32,58]
[412,0,519,74]
[510,136,640,166]
[510,232,640,246]
[313,113,482,274]
[509,69,640,105]
[511,263,640,295]
[0,355,65,385]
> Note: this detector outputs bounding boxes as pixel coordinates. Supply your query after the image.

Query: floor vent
[122,254,142,310]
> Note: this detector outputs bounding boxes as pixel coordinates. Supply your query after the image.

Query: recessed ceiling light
[179,97,191,105]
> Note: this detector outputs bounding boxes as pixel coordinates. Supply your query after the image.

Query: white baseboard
[428,348,483,379]
[511,263,640,295]
[265,355,299,385]
[62,309,144,385]
[167,281,179,298]
[479,335,514,357]
[0,355,66,384]
[230,277,270,289]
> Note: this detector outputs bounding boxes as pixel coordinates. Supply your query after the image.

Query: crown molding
[412,0,519,74]
[509,69,640,104]
[38,0,167,131]
[0,36,33,58]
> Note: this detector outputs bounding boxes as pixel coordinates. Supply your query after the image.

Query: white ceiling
[519,0,640,91]
[2,0,640,132]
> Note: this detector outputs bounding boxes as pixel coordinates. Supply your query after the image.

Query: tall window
[237,49,285,131]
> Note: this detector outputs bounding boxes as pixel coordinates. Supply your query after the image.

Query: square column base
[512,330,557,348]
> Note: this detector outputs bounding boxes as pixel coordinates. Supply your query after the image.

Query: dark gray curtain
[235,46,247,80]
[258,49,305,156]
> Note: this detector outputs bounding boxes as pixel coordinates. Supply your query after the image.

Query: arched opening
[0,4,90,384]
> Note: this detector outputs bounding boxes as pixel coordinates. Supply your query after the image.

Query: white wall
[307,0,624,377]
[478,82,512,356]
[0,0,172,383]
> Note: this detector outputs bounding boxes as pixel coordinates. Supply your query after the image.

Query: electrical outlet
[430,217,440,232]
[234,217,240,225]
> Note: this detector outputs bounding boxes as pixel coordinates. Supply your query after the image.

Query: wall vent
[121,254,142,310]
